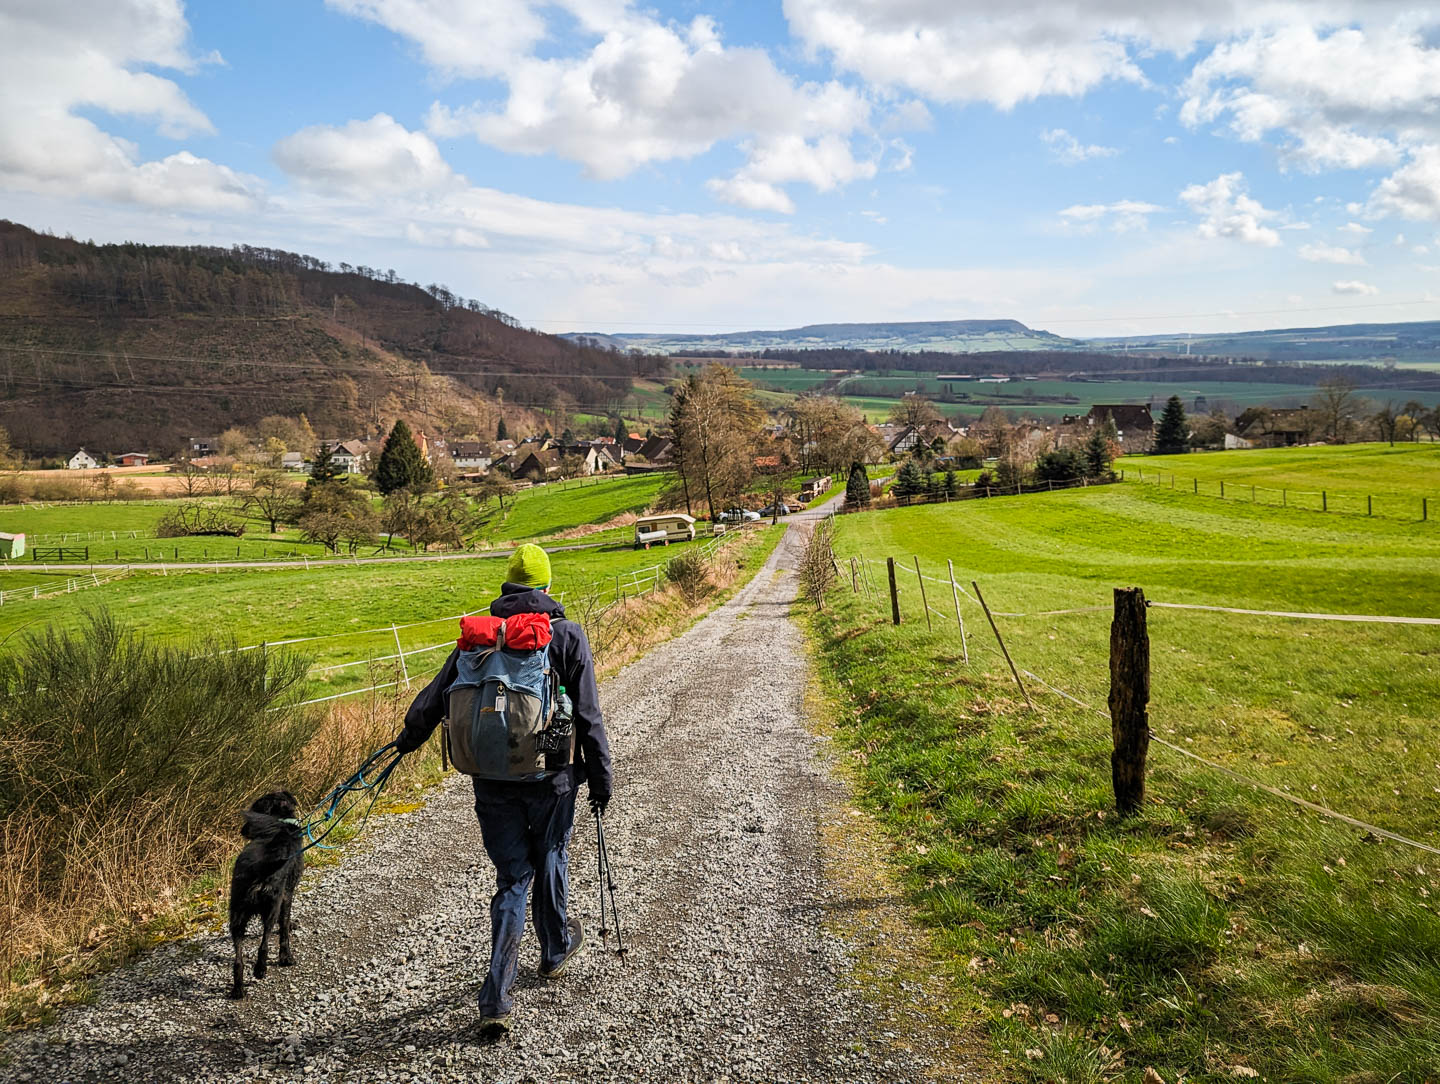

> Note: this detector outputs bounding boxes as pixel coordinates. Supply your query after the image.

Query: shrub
[0,474,28,504]
[155,503,246,537]
[1034,447,1086,482]
[665,548,712,603]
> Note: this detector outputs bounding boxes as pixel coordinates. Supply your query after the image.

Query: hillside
[569,315,1440,365]
[1090,319,1440,363]
[0,222,667,456]
[566,318,1078,354]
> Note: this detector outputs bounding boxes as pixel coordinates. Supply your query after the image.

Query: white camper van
[633,513,696,550]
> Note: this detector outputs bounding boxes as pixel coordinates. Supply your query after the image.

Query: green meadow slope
[810,483,1440,1081]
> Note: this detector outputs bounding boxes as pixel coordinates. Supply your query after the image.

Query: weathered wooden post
[946,559,968,663]
[1193,477,1197,494]
[913,556,932,631]
[971,581,1035,712]
[1219,480,1225,499]
[1424,497,1429,521]
[1322,490,1328,512]
[1367,494,1373,516]
[1108,587,1150,816]
[885,558,903,625]
[850,556,859,593]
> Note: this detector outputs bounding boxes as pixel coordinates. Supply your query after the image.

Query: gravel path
[2,517,989,1083]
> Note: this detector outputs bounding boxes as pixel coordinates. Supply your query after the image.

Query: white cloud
[1339,221,1373,235]
[1058,199,1163,232]
[1179,22,1439,172]
[1041,128,1119,164]
[274,114,459,196]
[1179,172,1282,246]
[334,1,876,208]
[1298,242,1365,264]
[1369,146,1440,220]
[1332,279,1379,294]
[0,0,260,211]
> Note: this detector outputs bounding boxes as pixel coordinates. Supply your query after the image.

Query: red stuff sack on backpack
[458,615,503,650]
[503,612,552,650]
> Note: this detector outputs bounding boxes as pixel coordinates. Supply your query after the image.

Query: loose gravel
[1,519,990,1083]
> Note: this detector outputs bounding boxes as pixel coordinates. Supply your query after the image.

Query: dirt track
[1,515,989,1083]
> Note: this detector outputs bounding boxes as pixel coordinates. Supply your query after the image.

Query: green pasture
[1119,442,1440,509]
[0,533,722,699]
[483,473,668,542]
[812,485,1440,1080]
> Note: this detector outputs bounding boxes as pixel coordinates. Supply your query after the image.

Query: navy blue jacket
[399,584,613,799]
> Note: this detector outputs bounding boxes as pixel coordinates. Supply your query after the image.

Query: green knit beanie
[507,543,552,589]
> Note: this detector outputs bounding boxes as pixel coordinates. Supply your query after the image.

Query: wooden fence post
[850,556,859,593]
[913,556,932,631]
[1219,480,1225,498]
[1108,587,1150,816]
[971,581,1034,712]
[1193,477,1197,494]
[887,558,901,625]
[1367,494,1372,516]
[1322,490,1328,512]
[947,559,968,663]
[1424,497,1429,521]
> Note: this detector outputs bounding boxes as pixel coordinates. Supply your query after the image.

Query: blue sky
[3,1,1440,337]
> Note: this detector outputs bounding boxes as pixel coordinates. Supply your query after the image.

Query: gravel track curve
[2,518,989,1083]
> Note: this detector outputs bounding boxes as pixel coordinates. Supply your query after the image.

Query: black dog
[228,789,304,999]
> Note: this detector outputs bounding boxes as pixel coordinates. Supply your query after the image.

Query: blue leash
[297,741,404,853]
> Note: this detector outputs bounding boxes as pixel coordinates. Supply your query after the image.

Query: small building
[115,452,149,467]
[799,475,833,501]
[511,447,562,482]
[187,437,215,457]
[67,449,98,470]
[634,435,673,464]
[1241,406,1314,448]
[0,532,25,559]
[324,439,370,474]
[1084,404,1155,450]
[450,441,493,471]
[281,451,309,472]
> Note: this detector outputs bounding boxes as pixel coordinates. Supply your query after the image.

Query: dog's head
[241,789,299,838]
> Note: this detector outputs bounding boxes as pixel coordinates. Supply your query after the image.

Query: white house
[67,449,99,470]
[449,441,493,471]
[326,439,370,474]
[281,451,309,472]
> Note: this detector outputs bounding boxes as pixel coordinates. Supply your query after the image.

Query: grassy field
[810,483,1440,1081]
[480,473,668,542]
[1119,443,1440,511]
[0,472,673,564]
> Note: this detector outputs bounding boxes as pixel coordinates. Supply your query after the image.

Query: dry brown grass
[550,510,638,541]
[0,681,432,1029]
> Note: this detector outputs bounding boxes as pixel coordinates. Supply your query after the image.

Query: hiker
[393,543,613,1034]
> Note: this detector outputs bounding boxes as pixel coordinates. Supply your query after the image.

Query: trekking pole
[594,808,628,962]
[595,811,609,953]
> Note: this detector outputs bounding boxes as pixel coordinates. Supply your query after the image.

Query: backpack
[444,613,574,781]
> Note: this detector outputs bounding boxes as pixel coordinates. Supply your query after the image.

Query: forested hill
[0,222,666,455]
[564,318,1076,354]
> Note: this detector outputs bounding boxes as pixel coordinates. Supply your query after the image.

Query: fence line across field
[841,543,1439,855]
[1120,466,1436,522]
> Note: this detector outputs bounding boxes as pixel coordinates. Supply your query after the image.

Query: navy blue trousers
[472,779,578,1015]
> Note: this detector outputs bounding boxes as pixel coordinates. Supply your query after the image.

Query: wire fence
[1119,465,1436,522]
[843,550,1440,857]
[0,567,131,605]
[264,528,748,711]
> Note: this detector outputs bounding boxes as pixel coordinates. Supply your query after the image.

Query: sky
[4,1,1440,338]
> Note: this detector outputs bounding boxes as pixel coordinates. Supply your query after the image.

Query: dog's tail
[240,810,301,842]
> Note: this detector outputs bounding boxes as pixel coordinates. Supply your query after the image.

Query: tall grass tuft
[0,610,318,1023]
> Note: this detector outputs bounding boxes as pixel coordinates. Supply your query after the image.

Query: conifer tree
[845,461,870,507]
[613,416,626,442]
[375,419,433,495]
[1154,395,1189,454]
[496,415,508,442]
[1084,420,1118,478]
[893,458,926,500]
[307,441,342,490]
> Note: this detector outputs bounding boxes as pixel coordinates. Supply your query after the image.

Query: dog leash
[296,741,404,854]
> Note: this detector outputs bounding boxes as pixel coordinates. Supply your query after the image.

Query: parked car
[757,502,792,518]
[717,507,760,524]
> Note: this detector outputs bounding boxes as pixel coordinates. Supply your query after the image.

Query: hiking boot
[538,918,583,978]
[477,1012,512,1040]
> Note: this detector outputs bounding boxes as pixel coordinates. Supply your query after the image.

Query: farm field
[0,471,673,563]
[0,527,746,700]
[1119,442,1440,497]
[811,483,1440,1080]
